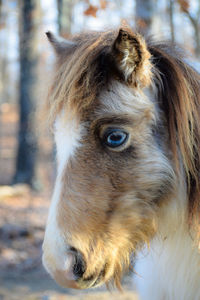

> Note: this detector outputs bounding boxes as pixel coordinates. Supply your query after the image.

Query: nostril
[69,247,86,279]
[73,256,86,278]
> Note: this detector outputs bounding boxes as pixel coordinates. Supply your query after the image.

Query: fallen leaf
[84,5,98,17]
[177,0,190,13]
[100,0,107,10]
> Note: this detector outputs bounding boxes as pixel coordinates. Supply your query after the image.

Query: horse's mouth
[77,264,107,289]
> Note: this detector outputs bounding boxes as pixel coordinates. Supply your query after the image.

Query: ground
[0,104,138,299]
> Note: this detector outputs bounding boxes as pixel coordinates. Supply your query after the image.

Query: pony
[42,27,200,299]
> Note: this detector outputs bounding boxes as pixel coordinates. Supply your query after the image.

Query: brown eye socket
[103,129,128,148]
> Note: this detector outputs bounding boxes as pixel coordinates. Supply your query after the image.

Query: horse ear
[112,28,152,87]
[46,31,76,56]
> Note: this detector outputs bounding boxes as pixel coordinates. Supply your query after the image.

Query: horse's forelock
[45,31,116,124]
[46,28,153,125]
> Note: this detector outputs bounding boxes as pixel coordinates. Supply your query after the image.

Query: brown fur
[57,109,161,287]
[45,27,200,288]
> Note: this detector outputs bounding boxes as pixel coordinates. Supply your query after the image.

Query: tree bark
[57,0,74,36]
[13,0,39,187]
[194,22,200,57]
[178,0,200,58]
[57,0,62,34]
[0,0,2,19]
[169,0,175,43]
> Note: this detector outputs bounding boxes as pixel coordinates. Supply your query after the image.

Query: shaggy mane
[46,29,200,231]
[148,43,200,229]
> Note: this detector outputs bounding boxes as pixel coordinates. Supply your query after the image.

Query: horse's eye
[104,129,128,148]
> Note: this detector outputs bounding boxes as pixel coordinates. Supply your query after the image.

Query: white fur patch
[43,175,67,273]
[134,183,200,300]
[54,113,83,174]
[43,112,84,273]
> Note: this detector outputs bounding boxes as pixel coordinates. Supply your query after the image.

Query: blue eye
[104,129,128,148]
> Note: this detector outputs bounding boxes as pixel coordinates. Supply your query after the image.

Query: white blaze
[43,112,83,273]
[54,113,83,174]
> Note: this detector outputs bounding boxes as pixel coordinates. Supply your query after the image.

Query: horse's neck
[135,185,200,300]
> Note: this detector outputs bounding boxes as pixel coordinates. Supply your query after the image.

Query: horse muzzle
[42,246,104,289]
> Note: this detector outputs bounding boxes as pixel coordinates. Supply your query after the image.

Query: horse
[42,27,200,299]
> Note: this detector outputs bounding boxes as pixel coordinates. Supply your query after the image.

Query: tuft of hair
[45,30,118,124]
[45,27,152,124]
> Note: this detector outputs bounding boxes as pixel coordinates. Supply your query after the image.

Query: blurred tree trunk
[0,0,2,18]
[13,0,39,187]
[169,0,175,43]
[135,0,157,36]
[178,0,200,57]
[190,16,200,57]
[57,0,74,36]
[184,11,200,57]
[0,0,6,103]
